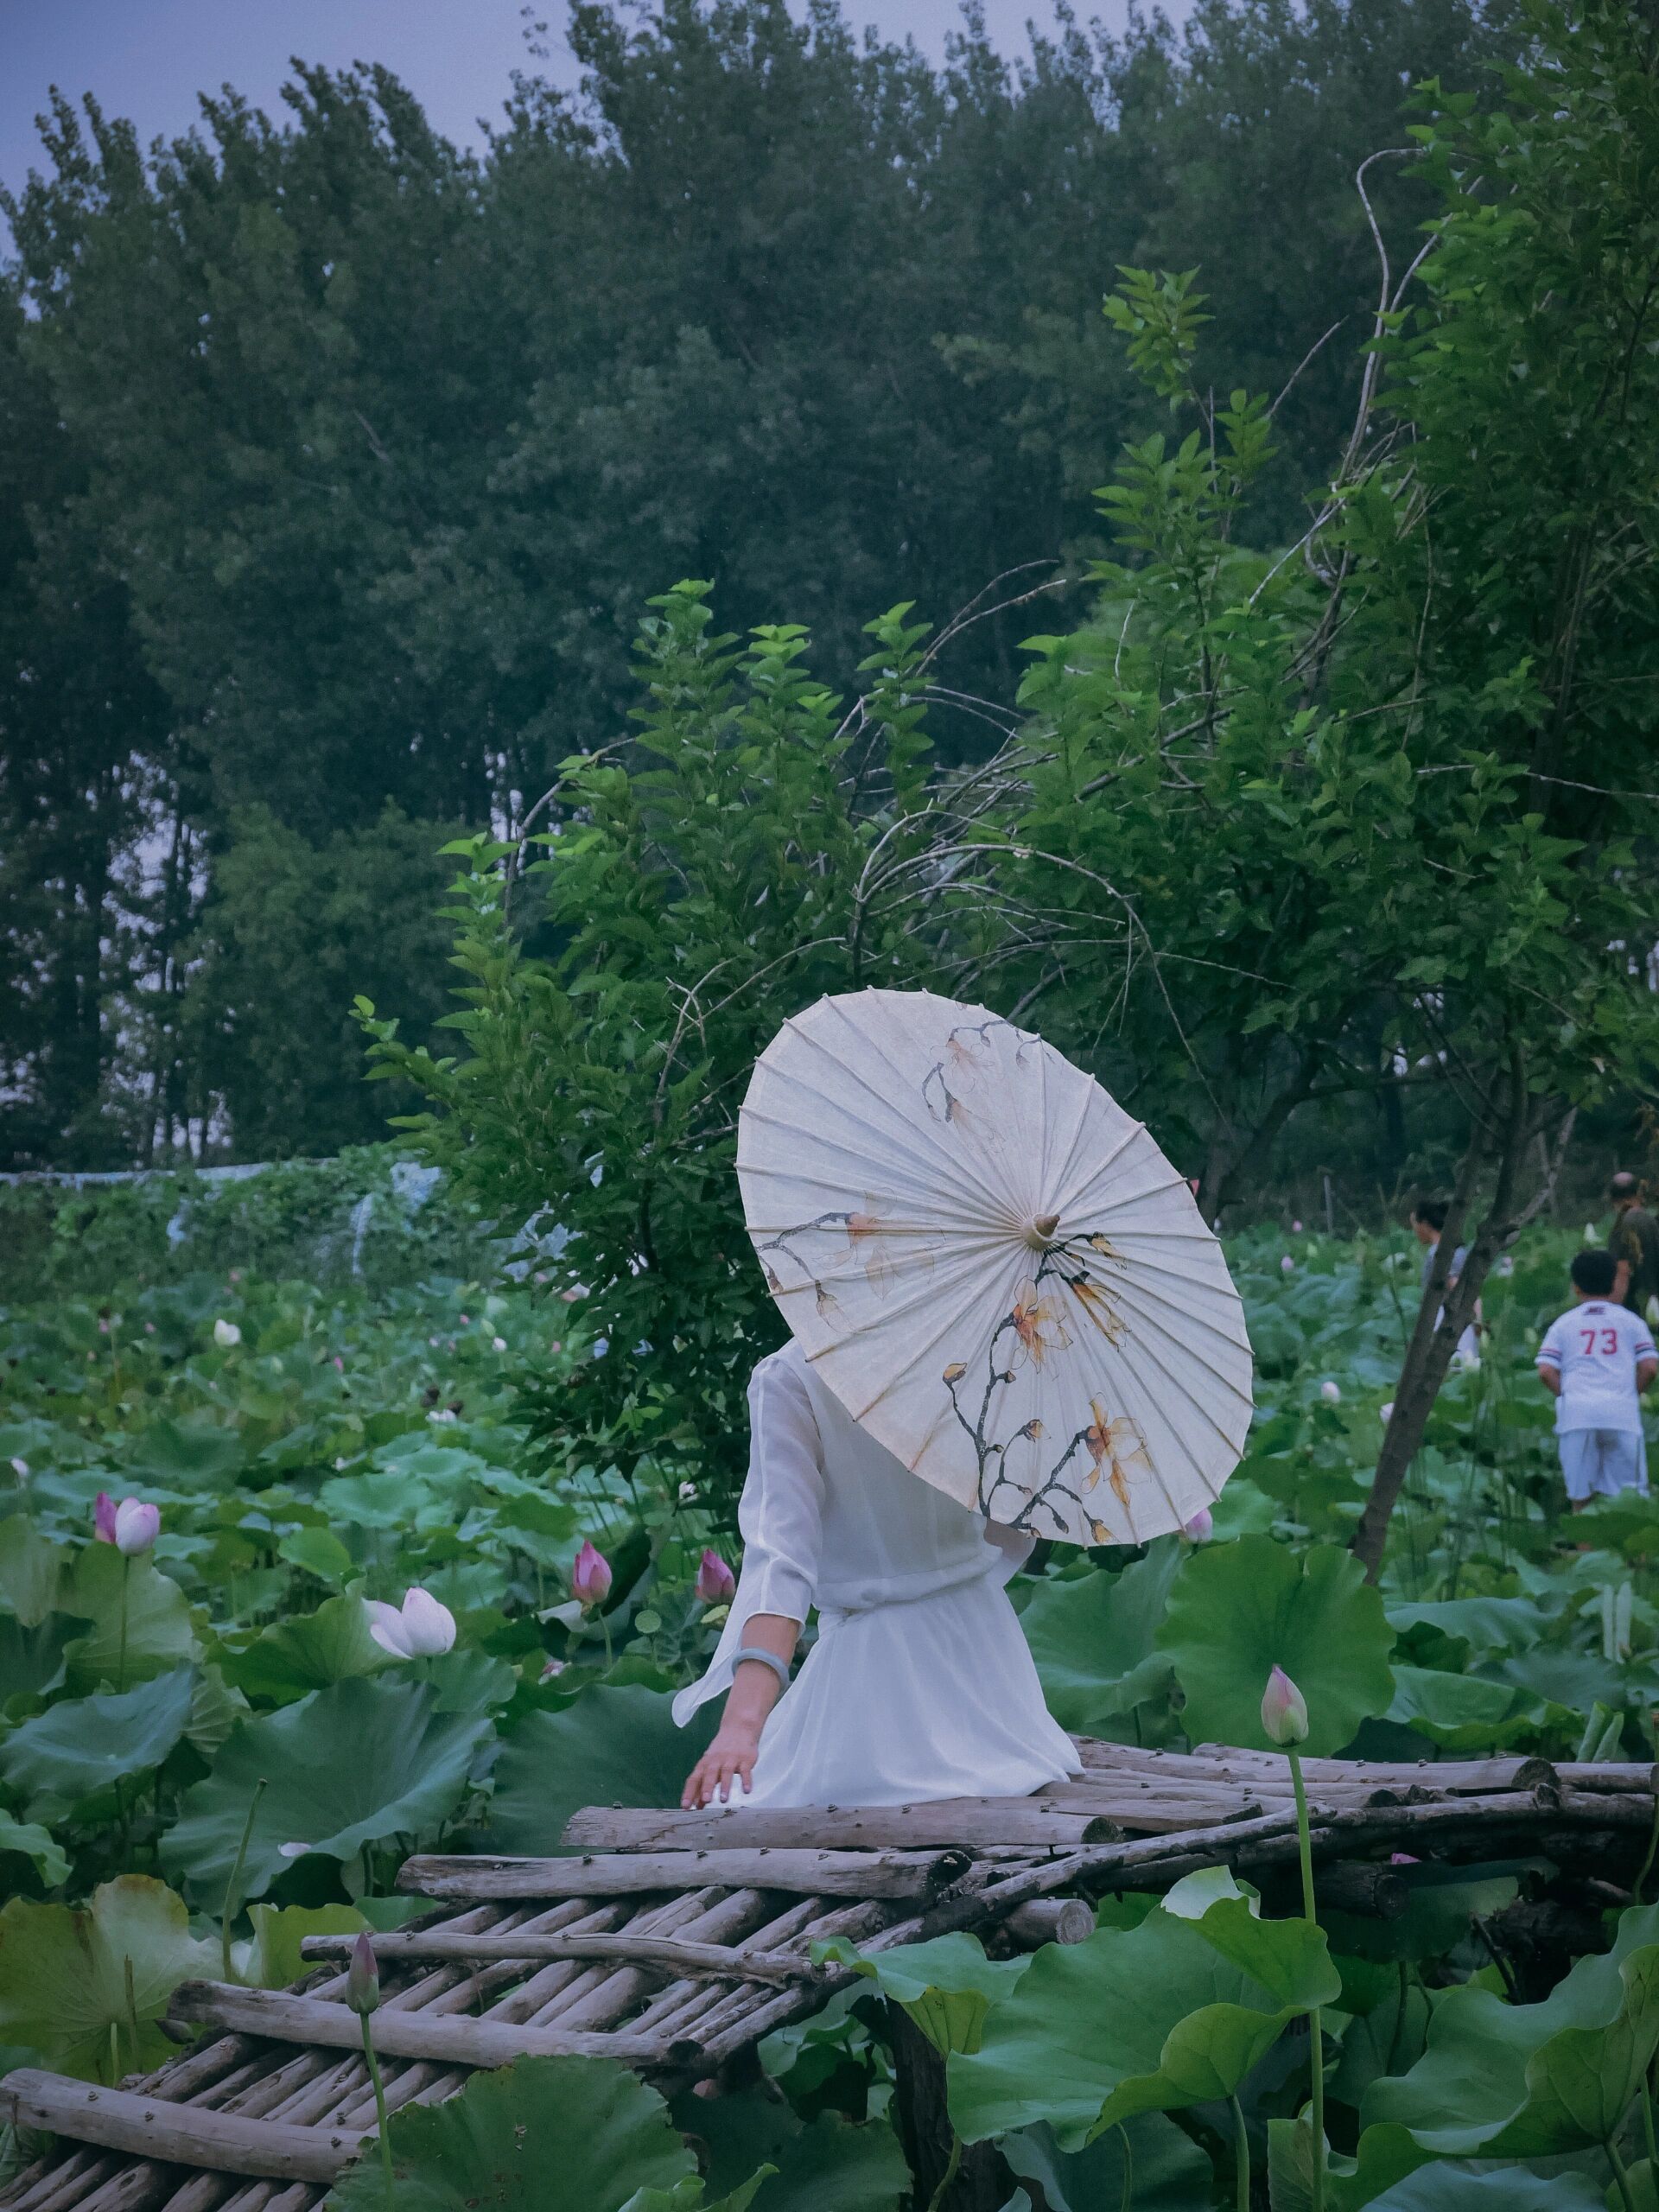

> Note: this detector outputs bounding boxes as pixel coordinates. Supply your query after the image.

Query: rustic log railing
[2,1742,1651,2212]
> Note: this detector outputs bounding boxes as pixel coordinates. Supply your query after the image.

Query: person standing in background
[1608,1172,1659,1318]
[1409,1194,1480,1366]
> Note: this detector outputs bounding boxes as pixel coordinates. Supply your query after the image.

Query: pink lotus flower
[1280,1255,1294,1274]
[1180,1508,1214,1543]
[346,1932,379,2016]
[696,1548,736,1605]
[365,1586,457,1658]
[97,1493,159,1554]
[539,1656,568,1682]
[1389,1853,1420,1866]
[1292,1220,1303,1233]
[333,1355,345,1372]
[1261,1665,1309,1747]
[571,1540,612,1609]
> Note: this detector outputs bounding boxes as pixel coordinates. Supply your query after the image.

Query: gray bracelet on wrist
[732,1645,791,1690]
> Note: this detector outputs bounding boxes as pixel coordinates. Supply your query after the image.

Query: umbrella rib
[739,1111,1004,1224]
[748,1055,1007,1220]
[1049,1087,1136,1221]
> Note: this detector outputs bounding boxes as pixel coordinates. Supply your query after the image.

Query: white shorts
[1559,1428,1648,1503]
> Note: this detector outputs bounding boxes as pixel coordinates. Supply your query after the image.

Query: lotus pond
[4,1206,1659,2209]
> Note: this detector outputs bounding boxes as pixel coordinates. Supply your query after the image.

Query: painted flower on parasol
[738,988,1253,1546]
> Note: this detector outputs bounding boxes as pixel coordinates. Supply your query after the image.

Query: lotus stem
[1116,2120,1134,2212]
[360,2013,395,2208]
[1632,1789,1659,1907]
[1608,2132,1637,2212]
[117,1554,131,1696]
[1287,1745,1325,2212]
[1230,2092,1249,2212]
[925,2132,962,2212]
[219,1777,268,1984]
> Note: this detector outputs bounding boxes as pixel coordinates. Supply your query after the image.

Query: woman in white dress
[675,1334,1079,1808]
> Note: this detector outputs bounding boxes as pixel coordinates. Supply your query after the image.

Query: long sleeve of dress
[672,1351,827,1726]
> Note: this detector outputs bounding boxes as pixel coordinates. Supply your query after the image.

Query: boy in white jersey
[1536,1248,1657,1508]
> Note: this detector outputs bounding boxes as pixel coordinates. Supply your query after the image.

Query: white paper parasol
[737,988,1253,1544]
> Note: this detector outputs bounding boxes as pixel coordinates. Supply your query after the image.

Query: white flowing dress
[673,1338,1079,1806]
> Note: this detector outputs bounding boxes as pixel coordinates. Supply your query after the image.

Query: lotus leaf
[0,1875,218,2080]
[947,1878,1338,2147]
[162,1675,493,1902]
[811,1932,1032,2055]
[0,1664,196,1810]
[276,1527,357,1585]
[0,1810,70,1889]
[221,1592,391,1703]
[1001,2114,1215,2211]
[1021,1540,1181,1732]
[1367,2166,1605,2209]
[0,1516,70,1624]
[1364,1900,1659,2158]
[232,1902,368,1987]
[1156,1534,1395,1754]
[124,1419,247,1488]
[60,1545,199,1693]
[324,2052,702,2211]
[1385,1668,1542,1755]
[489,1684,715,1856]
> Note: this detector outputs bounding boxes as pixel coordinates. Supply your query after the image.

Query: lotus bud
[1379,1401,1395,1426]
[493,1335,508,1351]
[677,1480,698,1503]
[572,1539,613,1609]
[365,1586,457,1658]
[1319,1380,1341,1404]
[94,1491,118,1542]
[696,1548,736,1605]
[1292,1219,1303,1233]
[333,1354,345,1371]
[1281,1255,1294,1274]
[346,1932,380,2017]
[213,1319,241,1348]
[1181,1507,1214,1542]
[540,1656,568,1681]
[1262,1664,1309,1747]
[10,1457,29,1483]
[113,1498,160,1554]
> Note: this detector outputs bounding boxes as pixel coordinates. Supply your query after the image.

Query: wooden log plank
[165,1981,694,2069]
[629,1897,844,2038]
[397,1847,968,1900]
[299,1929,826,1987]
[560,1802,1114,1852]
[523,1887,776,2035]
[1184,1743,1561,1794]
[1004,1897,1093,1947]
[0,2072,365,2187]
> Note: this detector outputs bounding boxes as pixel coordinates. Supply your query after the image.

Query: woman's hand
[683,1716,766,1808]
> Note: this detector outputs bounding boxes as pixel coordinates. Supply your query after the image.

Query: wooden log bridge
[3,1742,1653,2212]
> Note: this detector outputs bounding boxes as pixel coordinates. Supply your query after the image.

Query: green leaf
[60,1546,199,1694]
[810,1933,1031,2056]
[489,1685,715,1856]
[0,1809,70,1890]
[0,1876,218,2081]
[1021,1541,1182,1731]
[0,1664,196,1810]
[233,1903,368,1988]
[1156,1535,1395,1755]
[221,1592,391,1703]
[948,1878,1338,2149]
[1002,2113,1214,2212]
[324,2053,696,2211]
[0,1516,71,1627]
[1368,2170,1605,2209]
[276,1527,358,1586]
[1384,1668,1542,1755]
[162,1676,493,1904]
[1364,1901,1659,2158]
[125,1419,247,1489]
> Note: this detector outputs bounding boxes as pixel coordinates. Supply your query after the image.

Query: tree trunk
[1352,1054,1549,1581]
[887,2005,1015,2212]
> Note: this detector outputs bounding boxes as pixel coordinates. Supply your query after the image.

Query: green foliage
[1156,1535,1395,1755]
[1365,1903,1659,2159]
[810,1933,1032,2057]
[1021,1539,1182,1736]
[488,1685,715,1858]
[162,1678,494,1904]
[947,1869,1339,2147]
[323,2052,753,2212]
[0,1876,217,2082]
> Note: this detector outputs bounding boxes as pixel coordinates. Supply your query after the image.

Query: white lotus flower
[677,1480,698,1503]
[1379,1402,1395,1426]
[429,1407,459,1423]
[213,1319,242,1348]
[1585,1223,1599,1244]
[493,1336,508,1352]
[1320,1380,1341,1404]
[366,1586,457,1658]
[9,1457,27,1482]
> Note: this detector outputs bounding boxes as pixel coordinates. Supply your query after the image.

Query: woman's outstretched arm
[682,1611,798,1807]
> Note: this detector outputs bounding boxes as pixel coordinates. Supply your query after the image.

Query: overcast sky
[1,0,1186,207]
